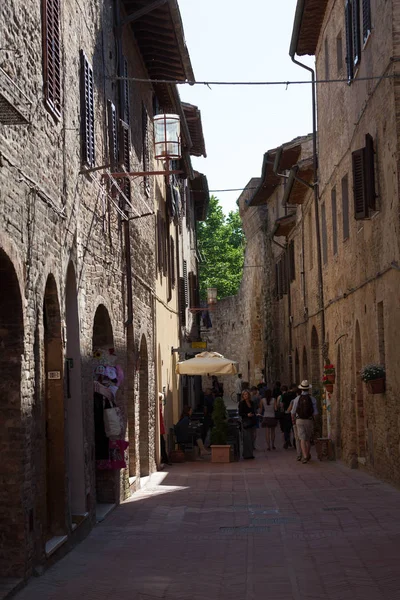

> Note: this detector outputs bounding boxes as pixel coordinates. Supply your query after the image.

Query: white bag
[103,399,122,438]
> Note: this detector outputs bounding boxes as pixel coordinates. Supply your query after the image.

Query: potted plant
[324,364,336,383]
[322,376,334,394]
[210,397,230,463]
[360,364,386,394]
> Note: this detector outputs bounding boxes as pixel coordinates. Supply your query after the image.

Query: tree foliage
[197,195,244,300]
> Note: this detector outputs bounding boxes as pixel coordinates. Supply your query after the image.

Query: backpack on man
[296,394,314,419]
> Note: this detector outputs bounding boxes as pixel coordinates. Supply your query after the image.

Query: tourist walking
[260,389,278,451]
[239,390,256,459]
[290,380,318,463]
[235,373,243,403]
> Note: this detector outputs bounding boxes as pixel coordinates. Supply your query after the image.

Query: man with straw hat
[290,380,318,464]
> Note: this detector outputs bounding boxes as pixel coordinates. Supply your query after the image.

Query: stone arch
[302,346,308,380]
[294,348,300,385]
[0,249,24,576]
[139,334,150,476]
[92,304,117,504]
[65,262,86,518]
[310,326,320,388]
[43,274,66,538]
[354,321,366,458]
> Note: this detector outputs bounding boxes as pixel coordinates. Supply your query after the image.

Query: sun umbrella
[175,351,238,376]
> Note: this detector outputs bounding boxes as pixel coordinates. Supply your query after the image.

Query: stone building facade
[0,0,205,582]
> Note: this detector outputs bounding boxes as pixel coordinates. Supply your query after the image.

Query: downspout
[289,4,326,359]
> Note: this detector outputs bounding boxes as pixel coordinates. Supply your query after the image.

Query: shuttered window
[119,56,130,125]
[281,253,288,295]
[342,174,350,239]
[352,134,376,219]
[345,1,354,81]
[170,237,175,288]
[352,0,361,68]
[332,187,338,256]
[179,278,186,327]
[42,0,61,118]
[80,50,95,167]
[288,240,295,282]
[167,234,172,302]
[107,100,118,169]
[118,119,131,203]
[188,272,195,308]
[362,0,372,44]
[157,211,163,271]
[183,260,188,306]
[275,263,280,299]
[142,104,150,197]
[321,202,328,265]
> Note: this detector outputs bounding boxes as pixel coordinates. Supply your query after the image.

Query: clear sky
[178,0,314,215]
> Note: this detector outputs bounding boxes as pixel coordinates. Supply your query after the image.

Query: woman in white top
[259,389,278,451]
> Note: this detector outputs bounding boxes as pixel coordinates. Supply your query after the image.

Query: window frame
[42,0,62,119]
[80,50,95,168]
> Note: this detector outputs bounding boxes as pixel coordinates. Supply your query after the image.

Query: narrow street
[14,433,400,600]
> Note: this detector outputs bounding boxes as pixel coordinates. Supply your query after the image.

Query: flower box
[326,374,335,383]
[211,445,231,463]
[324,383,334,394]
[366,378,385,394]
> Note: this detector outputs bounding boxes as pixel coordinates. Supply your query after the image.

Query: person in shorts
[290,380,318,464]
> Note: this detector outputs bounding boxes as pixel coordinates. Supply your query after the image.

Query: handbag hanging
[103,397,123,438]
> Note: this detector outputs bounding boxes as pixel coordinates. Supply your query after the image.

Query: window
[352,133,376,219]
[362,0,372,44]
[157,211,163,272]
[170,237,175,288]
[377,301,385,366]
[118,119,131,203]
[341,175,350,239]
[321,202,328,265]
[183,260,188,306]
[107,100,118,169]
[80,51,95,167]
[324,38,329,80]
[345,1,354,81]
[42,0,61,118]
[331,187,338,256]
[308,210,313,270]
[336,33,343,72]
[119,56,130,125]
[352,0,361,68]
[288,240,295,282]
[178,278,186,327]
[142,104,150,197]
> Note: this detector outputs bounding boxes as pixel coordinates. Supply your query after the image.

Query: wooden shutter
[365,133,376,211]
[362,0,372,44]
[179,277,186,326]
[321,202,328,264]
[107,100,118,169]
[170,237,175,287]
[352,147,367,219]
[352,0,361,68]
[157,211,163,272]
[42,0,61,117]
[331,187,338,255]
[183,260,188,306]
[188,272,195,308]
[288,241,295,282]
[342,175,350,239]
[345,0,354,81]
[275,263,279,299]
[119,56,130,125]
[118,119,131,203]
[162,219,168,276]
[80,50,95,167]
[142,104,150,196]
[167,234,172,302]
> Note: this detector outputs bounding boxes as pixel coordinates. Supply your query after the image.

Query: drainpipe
[289,8,326,358]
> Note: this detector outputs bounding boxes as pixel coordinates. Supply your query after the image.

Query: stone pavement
[14,431,400,600]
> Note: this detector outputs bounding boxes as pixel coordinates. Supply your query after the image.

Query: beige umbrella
[175,351,238,376]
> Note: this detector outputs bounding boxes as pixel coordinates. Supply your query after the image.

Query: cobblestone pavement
[14,431,400,600]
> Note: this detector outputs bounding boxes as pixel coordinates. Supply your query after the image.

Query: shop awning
[273,213,297,237]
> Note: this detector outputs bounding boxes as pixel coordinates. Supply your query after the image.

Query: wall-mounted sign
[191,341,207,349]
[48,371,61,380]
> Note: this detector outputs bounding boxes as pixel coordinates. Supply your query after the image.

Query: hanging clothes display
[93,347,127,469]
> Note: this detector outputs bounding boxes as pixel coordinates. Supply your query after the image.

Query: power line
[115,74,398,86]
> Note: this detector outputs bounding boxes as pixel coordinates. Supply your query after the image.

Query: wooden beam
[122,0,168,26]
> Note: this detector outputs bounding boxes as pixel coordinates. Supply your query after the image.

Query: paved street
[14,432,400,600]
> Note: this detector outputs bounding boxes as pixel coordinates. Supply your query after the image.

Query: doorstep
[0,578,24,600]
[95,503,116,523]
[45,535,68,558]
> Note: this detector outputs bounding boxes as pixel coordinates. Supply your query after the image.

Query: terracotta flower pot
[326,374,335,383]
[366,378,386,394]
[324,383,334,393]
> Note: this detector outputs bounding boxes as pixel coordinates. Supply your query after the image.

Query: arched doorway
[92,304,116,504]
[355,321,366,458]
[43,274,66,538]
[139,335,149,476]
[0,249,24,576]
[302,346,308,380]
[65,263,86,520]
[310,326,320,388]
[295,348,300,384]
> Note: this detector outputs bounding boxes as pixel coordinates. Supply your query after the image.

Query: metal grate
[0,68,30,125]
